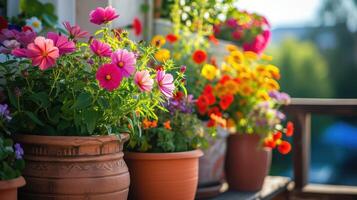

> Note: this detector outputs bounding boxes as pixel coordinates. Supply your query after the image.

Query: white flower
[25,17,43,33]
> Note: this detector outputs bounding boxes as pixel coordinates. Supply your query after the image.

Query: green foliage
[19,0,57,28]
[0,136,25,180]
[268,38,333,98]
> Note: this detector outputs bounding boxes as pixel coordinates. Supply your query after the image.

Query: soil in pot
[125,149,203,200]
[15,134,130,200]
[0,176,26,200]
[225,134,271,191]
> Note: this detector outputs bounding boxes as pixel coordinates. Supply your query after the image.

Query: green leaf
[24,111,44,126]
[29,92,50,107]
[72,92,92,109]
[83,109,99,134]
[6,87,18,109]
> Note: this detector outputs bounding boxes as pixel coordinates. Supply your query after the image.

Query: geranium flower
[89,6,119,25]
[133,17,142,36]
[219,94,234,110]
[166,34,178,43]
[0,40,20,54]
[151,35,166,48]
[47,32,75,55]
[63,21,89,39]
[286,121,294,137]
[156,70,175,98]
[111,49,136,77]
[201,64,217,80]
[154,49,170,62]
[90,39,112,57]
[26,36,59,70]
[278,141,291,154]
[25,17,42,33]
[196,95,209,115]
[134,70,154,92]
[96,63,122,91]
[192,49,207,64]
[0,16,8,30]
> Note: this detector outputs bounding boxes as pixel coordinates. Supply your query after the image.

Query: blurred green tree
[268,38,333,98]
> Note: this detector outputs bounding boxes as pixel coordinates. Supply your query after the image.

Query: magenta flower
[47,32,75,55]
[96,63,122,91]
[156,70,175,98]
[15,30,36,47]
[90,39,112,57]
[111,49,136,77]
[26,36,59,70]
[134,70,154,92]
[0,29,19,42]
[63,21,89,39]
[89,6,119,25]
[243,30,271,54]
[12,48,28,57]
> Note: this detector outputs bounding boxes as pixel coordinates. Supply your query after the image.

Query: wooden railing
[284,98,357,199]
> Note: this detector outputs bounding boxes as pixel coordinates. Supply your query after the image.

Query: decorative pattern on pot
[15,134,130,200]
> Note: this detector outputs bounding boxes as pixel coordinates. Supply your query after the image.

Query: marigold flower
[244,51,258,60]
[166,33,178,43]
[90,39,112,57]
[286,121,294,137]
[229,50,245,64]
[26,36,59,70]
[163,120,172,130]
[96,63,122,91]
[226,44,239,52]
[264,79,280,91]
[151,35,166,48]
[133,17,142,36]
[192,49,207,64]
[89,6,119,25]
[219,94,234,110]
[278,141,291,154]
[154,48,170,62]
[134,70,154,92]
[111,49,136,77]
[47,32,75,55]
[201,64,217,80]
[156,70,175,98]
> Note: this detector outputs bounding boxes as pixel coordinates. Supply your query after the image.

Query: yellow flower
[257,90,270,101]
[221,62,234,73]
[266,64,280,80]
[244,51,258,60]
[239,84,254,96]
[214,83,229,97]
[229,50,245,64]
[261,54,273,61]
[154,48,170,62]
[151,35,166,48]
[224,80,240,94]
[264,79,280,91]
[226,44,239,52]
[201,64,217,80]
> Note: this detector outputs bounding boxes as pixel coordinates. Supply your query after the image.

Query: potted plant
[197,46,294,191]
[0,6,179,200]
[0,104,25,200]
[124,91,210,200]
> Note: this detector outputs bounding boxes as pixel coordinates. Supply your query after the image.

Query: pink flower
[89,6,119,25]
[111,49,136,77]
[0,40,20,54]
[63,21,89,39]
[243,30,271,54]
[15,30,36,47]
[134,70,154,92]
[226,18,238,28]
[26,36,59,70]
[96,63,122,91]
[12,48,28,57]
[156,70,175,98]
[90,39,112,57]
[47,32,75,55]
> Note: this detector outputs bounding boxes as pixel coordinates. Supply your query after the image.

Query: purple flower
[0,104,11,121]
[269,90,291,105]
[0,40,20,54]
[14,143,24,159]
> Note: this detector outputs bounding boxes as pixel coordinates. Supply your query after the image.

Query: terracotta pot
[225,134,271,191]
[0,176,26,200]
[14,134,130,200]
[125,150,203,200]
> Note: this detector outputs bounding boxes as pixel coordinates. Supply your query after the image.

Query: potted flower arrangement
[124,90,208,200]
[0,6,183,199]
[0,104,25,200]
[197,46,294,191]
[213,10,271,55]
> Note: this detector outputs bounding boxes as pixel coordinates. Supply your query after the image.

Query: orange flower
[273,131,282,141]
[286,121,294,137]
[264,138,276,148]
[142,118,152,129]
[278,141,291,154]
[163,120,172,130]
[209,34,219,45]
[151,120,158,128]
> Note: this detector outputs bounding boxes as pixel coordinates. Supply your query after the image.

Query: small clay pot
[0,176,26,200]
[225,134,271,191]
[14,134,130,200]
[125,150,203,200]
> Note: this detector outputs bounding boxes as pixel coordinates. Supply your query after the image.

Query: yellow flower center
[105,75,112,80]
[32,21,40,28]
[118,61,124,68]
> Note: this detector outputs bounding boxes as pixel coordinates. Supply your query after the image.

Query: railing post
[292,112,311,190]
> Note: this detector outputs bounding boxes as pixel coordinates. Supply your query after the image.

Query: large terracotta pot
[0,176,26,200]
[225,134,271,191]
[125,150,203,200]
[14,134,130,200]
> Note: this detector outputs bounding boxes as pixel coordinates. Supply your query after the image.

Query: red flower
[22,26,33,32]
[206,93,216,105]
[203,84,213,94]
[209,34,219,45]
[219,94,234,110]
[207,119,216,127]
[273,131,282,141]
[173,91,184,101]
[278,141,291,155]
[133,17,142,36]
[264,138,276,149]
[219,75,231,84]
[286,121,294,137]
[232,29,243,40]
[0,16,8,30]
[166,34,178,43]
[197,95,209,115]
[208,106,220,116]
[192,50,207,64]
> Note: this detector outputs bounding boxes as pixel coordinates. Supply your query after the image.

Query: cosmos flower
[89,6,119,25]
[90,39,112,57]
[134,70,154,92]
[111,49,136,77]
[26,36,59,70]
[63,21,89,39]
[96,63,122,91]
[156,70,175,98]
[47,32,75,55]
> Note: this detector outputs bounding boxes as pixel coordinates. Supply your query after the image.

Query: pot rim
[124,149,203,160]
[13,133,129,146]
[0,176,26,190]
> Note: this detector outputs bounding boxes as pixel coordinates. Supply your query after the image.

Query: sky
[236,0,322,28]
